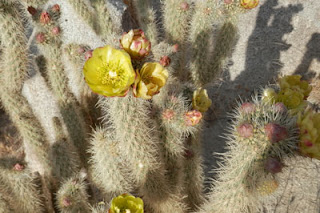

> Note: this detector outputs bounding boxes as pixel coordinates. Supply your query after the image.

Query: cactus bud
[160,56,171,67]
[27,6,37,16]
[273,102,287,113]
[264,123,288,143]
[62,197,72,207]
[13,163,24,171]
[303,140,313,147]
[185,110,202,126]
[240,102,256,114]
[120,29,151,59]
[184,149,194,159]
[40,11,50,24]
[51,26,60,35]
[36,32,46,43]
[237,123,253,138]
[224,0,233,4]
[84,50,93,60]
[264,157,283,174]
[162,109,175,120]
[51,4,60,13]
[77,47,85,54]
[180,2,189,11]
[172,44,179,52]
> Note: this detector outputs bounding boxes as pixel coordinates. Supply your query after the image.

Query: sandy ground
[1,0,320,212]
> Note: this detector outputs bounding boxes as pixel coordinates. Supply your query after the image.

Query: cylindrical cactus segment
[198,95,299,213]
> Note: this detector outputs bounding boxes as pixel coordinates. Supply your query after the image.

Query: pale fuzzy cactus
[0,159,44,213]
[56,171,91,213]
[198,95,299,213]
[0,0,265,212]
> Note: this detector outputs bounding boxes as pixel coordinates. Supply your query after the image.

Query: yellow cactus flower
[109,193,144,213]
[192,88,212,113]
[276,75,312,111]
[120,29,151,60]
[240,0,259,9]
[83,45,136,97]
[133,62,168,99]
[297,109,320,159]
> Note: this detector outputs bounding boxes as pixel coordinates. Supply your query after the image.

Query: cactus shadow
[204,0,304,184]
[293,32,320,80]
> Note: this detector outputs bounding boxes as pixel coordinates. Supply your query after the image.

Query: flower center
[98,62,127,87]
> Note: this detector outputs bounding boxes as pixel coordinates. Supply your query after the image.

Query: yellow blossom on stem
[192,88,212,113]
[276,75,312,112]
[83,45,136,97]
[133,62,168,100]
[109,193,144,213]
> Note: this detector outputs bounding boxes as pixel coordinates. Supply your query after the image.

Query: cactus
[2,0,310,213]
[198,95,299,213]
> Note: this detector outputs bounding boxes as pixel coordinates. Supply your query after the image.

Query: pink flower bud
[184,149,194,159]
[303,140,313,147]
[224,0,233,4]
[51,26,60,35]
[264,157,283,174]
[162,109,175,120]
[36,32,46,43]
[77,47,85,54]
[84,50,93,60]
[40,11,50,24]
[237,123,253,138]
[51,4,60,13]
[185,110,202,126]
[13,163,24,171]
[180,2,189,11]
[62,198,72,207]
[172,44,179,52]
[27,6,37,16]
[160,56,171,67]
[273,102,287,113]
[240,102,256,114]
[265,123,288,143]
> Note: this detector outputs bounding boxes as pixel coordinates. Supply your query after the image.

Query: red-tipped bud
[180,2,189,11]
[172,44,179,52]
[27,6,37,16]
[51,26,60,35]
[265,123,288,143]
[237,123,253,138]
[273,102,287,113]
[224,0,233,4]
[77,47,85,54]
[51,4,60,13]
[185,110,202,126]
[84,50,93,60]
[162,109,175,120]
[36,33,46,43]
[264,157,283,174]
[13,163,24,171]
[160,56,171,67]
[240,102,256,114]
[303,140,313,147]
[184,149,194,159]
[62,198,72,207]
[40,11,50,24]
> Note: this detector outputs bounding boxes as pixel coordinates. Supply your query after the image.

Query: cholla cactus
[0,0,276,212]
